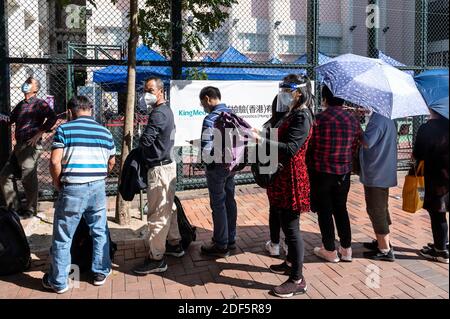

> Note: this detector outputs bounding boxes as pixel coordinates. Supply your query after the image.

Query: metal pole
[171,0,183,80]
[413,0,429,143]
[307,0,320,112]
[367,0,379,58]
[0,1,11,168]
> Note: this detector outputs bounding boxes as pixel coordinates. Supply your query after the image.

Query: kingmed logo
[179,109,207,117]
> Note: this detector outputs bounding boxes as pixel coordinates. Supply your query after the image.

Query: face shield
[277,82,306,112]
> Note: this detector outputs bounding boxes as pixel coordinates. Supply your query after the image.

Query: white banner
[170,80,280,146]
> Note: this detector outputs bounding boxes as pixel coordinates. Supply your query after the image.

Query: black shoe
[269,261,292,275]
[363,248,396,262]
[425,243,450,251]
[93,269,112,286]
[212,237,236,251]
[133,258,168,275]
[272,278,307,298]
[201,243,230,258]
[228,242,237,250]
[165,242,185,257]
[363,240,393,251]
[420,246,449,264]
[42,273,69,294]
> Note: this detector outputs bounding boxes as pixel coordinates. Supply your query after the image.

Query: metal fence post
[0,2,11,168]
[171,0,183,80]
[171,0,184,191]
[307,0,320,111]
[367,0,379,58]
[412,0,429,143]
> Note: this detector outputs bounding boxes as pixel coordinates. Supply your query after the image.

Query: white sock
[380,248,390,254]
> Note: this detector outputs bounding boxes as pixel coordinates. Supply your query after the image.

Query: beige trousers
[0,142,42,213]
[147,162,181,261]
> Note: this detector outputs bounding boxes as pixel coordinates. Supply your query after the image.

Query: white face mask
[140,92,157,110]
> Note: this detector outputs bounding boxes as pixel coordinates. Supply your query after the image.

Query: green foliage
[185,67,208,80]
[138,0,238,58]
[60,0,237,59]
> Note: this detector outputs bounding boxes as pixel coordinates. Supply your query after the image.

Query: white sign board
[170,80,280,146]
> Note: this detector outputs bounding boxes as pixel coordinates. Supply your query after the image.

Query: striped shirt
[52,116,116,184]
[200,104,231,158]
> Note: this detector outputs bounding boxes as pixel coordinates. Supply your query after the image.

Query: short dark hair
[199,86,221,100]
[321,85,345,106]
[68,96,93,113]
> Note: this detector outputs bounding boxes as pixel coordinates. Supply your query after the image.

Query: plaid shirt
[10,96,57,143]
[308,105,362,175]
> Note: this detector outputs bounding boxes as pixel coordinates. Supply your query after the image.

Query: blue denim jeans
[206,166,237,248]
[49,180,110,290]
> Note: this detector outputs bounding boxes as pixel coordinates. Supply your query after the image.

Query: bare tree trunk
[115,0,138,225]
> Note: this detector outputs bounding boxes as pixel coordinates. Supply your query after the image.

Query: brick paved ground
[0,174,448,299]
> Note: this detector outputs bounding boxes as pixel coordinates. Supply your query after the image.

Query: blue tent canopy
[214,46,253,63]
[293,52,333,65]
[93,45,172,92]
[267,57,282,64]
[197,46,287,80]
[275,52,333,77]
[201,55,215,62]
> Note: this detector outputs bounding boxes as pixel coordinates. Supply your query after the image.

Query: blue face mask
[21,83,32,94]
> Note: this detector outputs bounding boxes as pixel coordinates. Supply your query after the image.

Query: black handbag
[251,162,284,189]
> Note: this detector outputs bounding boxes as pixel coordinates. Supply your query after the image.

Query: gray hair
[144,77,164,90]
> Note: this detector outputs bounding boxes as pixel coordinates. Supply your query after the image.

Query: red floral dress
[267,112,312,214]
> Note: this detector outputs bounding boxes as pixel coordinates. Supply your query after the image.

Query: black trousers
[274,207,304,281]
[428,211,449,251]
[310,170,352,251]
[269,206,281,244]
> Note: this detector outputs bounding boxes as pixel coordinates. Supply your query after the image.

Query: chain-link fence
[1,0,448,200]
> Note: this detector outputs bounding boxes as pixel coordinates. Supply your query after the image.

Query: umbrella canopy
[316,54,429,119]
[378,51,415,76]
[415,69,449,119]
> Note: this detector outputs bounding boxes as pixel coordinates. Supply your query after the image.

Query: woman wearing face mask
[263,74,300,257]
[253,74,315,298]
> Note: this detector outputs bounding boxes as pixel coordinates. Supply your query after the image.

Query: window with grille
[238,33,269,53]
[202,32,228,52]
[279,35,306,54]
[319,36,341,57]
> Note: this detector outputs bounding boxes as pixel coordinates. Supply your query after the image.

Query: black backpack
[0,207,31,276]
[71,217,117,273]
[174,196,197,250]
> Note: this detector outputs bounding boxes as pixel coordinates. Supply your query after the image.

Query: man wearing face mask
[0,76,57,219]
[133,77,183,276]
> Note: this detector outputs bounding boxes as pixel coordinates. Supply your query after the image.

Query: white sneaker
[313,247,340,263]
[265,241,281,256]
[339,246,353,262]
